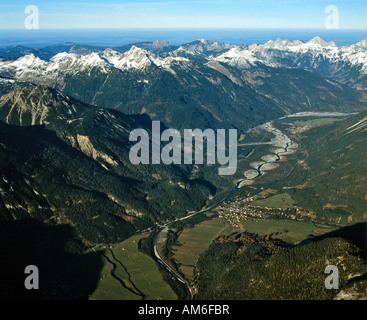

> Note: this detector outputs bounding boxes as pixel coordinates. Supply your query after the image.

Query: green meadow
[89,234,177,300]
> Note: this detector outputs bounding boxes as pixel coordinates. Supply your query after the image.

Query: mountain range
[1,37,366,131]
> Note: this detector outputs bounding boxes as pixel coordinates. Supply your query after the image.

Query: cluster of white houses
[217,198,297,227]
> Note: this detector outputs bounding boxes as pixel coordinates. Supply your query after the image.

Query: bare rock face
[152,40,170,50]
[0,85,88,126]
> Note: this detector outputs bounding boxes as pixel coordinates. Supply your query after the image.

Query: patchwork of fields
[251,193,297,209]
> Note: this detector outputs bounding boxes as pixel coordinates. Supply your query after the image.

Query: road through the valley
[151,119,299,300]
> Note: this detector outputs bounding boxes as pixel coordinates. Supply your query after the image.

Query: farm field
[293,118,344,128]
[89,234,177,300]
[172,217,233,281]
[240,218,338,244]
[251,193,297,209]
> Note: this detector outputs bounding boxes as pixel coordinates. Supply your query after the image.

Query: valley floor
[90,112,363,300]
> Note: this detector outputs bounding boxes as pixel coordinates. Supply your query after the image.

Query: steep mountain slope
[0,86,214,243]
[196,223,367,300]
[0,76,34,96]
[207,61,364,114]
[281,110,367,224]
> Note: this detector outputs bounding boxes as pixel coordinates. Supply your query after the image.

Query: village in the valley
[215,194,312,228]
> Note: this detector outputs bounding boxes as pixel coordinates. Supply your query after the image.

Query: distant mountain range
[0,39,178,61]
[1,37,366,131]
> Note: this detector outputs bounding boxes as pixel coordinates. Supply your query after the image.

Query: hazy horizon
[1,1,366,47]
[1,28,366,48]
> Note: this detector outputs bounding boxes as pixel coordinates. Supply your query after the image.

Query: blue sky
[0,0,366,30]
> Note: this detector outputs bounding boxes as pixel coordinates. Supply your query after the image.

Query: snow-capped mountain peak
[101,46,153,70]
[12,54,45,69]
[49,51,109,73]
[178,39,235,55]
[306,36,337,48]
[80,52,107,67]
[100,45,190,71]
[353,39,367,49]
[50,52,78,63]
[214,47,260,68]
[2,37,367,90]
[254,38,305,50]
